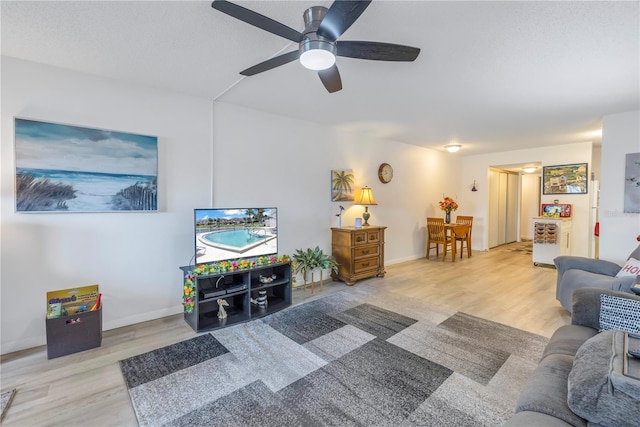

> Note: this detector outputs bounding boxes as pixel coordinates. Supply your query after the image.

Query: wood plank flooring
[0,242,570,426]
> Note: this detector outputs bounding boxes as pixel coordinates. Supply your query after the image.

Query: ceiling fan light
[299,39,336,70]
[300,49,335,70]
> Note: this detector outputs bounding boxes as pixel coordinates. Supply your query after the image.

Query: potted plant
[292,247,317,290]
[317,250,339,286]
[292,246,339,292]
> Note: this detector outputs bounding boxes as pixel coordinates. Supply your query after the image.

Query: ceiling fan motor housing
[300,6,337,58]
[303,6,328,34]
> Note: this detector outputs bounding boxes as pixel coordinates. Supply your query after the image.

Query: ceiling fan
[211,0,420,93]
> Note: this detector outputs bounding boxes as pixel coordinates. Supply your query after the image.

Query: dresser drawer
[366,230,380,243]
[354,245,379,258]
[354,257,379,272]
[353,231,368,245]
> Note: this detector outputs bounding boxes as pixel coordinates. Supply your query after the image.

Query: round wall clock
[378,163,394,184]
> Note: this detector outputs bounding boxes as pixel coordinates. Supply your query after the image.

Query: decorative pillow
[567,330,640,427]
[615,257,640,278]
[629,244,640,261]
[599,294,640,334]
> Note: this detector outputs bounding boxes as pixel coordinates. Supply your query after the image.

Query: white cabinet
[532,218,572,266]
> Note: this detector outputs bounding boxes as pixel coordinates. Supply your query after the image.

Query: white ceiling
[2,1,638,155]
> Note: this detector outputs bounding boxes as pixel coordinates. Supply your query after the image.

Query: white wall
[1,57,214,353]
[592,145,602,180]
[459,142,593,255]
[599,110,640,264]
[520,173,541,240]
[1,57,459,354]
[212,102,460,265]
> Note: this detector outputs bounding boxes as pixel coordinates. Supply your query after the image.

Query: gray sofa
[505,287,640,426]
[554,245,640,311]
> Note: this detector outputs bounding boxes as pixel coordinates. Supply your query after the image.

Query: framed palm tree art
[331,170,355,202]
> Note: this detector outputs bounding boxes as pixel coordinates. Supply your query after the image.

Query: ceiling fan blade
[337,41,420,61]
[240,50,300,76]
[211,0,303,43]
[318,65,342,93]
[317,1,372,41]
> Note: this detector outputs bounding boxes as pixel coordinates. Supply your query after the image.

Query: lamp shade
[357,186,377,205]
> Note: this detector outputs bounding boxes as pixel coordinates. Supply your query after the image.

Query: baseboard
[1,336,47,356]
[1,305,184,355]
[387,255,420,265]
[102,305,184,331]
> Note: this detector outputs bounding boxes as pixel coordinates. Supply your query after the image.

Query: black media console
[179,262,292,332]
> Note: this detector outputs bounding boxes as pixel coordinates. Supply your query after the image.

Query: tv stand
[179,262,291,332]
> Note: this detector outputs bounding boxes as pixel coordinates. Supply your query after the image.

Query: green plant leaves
[292,246,339,275]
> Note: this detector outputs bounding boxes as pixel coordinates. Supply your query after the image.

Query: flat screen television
[194,207,278,265]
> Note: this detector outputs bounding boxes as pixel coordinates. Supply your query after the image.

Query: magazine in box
[46,284,99,319]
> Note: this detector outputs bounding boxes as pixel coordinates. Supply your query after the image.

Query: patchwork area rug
[120,286,547,426]
[505,241,533,255]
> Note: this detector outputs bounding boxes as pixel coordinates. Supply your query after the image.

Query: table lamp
[357,186,377,226]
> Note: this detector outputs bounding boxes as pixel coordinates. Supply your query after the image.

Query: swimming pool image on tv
[198,228,276,253]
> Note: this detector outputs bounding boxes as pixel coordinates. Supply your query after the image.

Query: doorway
[488,168,519,248]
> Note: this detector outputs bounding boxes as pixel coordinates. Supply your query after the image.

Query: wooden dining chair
[426,217,449,260]
[448,224,471,262]
[455,215,473,259]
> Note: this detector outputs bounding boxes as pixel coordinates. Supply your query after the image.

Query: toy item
[251,290,268,307]
[258,274,277,284]
[90,293,102,311]
[217,299,229,319]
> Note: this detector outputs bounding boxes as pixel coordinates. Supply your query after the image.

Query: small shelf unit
[179,262,292,332]
[532,217,572,266]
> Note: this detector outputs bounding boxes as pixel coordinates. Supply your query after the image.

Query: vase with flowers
[439,196,459,224]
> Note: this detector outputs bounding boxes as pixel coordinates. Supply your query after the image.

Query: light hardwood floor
[0,242,570,426]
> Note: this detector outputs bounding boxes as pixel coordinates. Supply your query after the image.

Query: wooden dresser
[331,226,386,286]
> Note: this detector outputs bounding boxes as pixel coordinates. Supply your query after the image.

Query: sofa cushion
[572,288,640,330]
[542,325,598,360]
[556,269,634,312]
[615,257,640,278]
[629,244,640,261]
[599,294,640,334]
[516,354,587,427]
[567,330,640,427]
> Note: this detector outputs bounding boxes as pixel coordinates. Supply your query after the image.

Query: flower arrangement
[182,254,291,313]
[438,196,459,213]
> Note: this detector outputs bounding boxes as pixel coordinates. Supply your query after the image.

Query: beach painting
[15,118,158,213]
[331,169,355,202]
